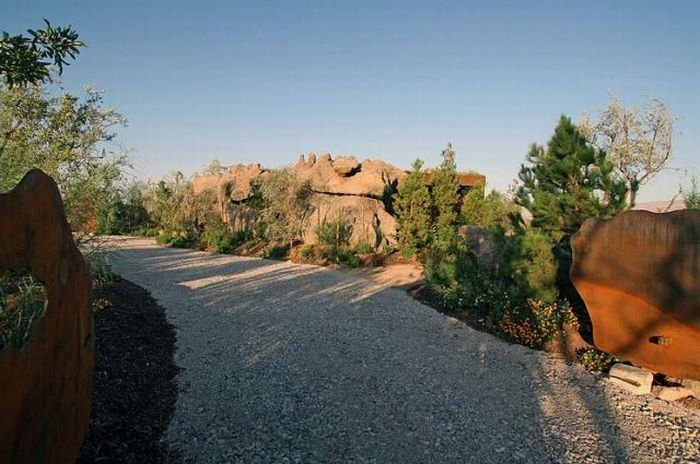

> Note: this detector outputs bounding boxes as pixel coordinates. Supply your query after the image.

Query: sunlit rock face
[570,209,700,380]
[294,153,405,247]
[191,153,485,248]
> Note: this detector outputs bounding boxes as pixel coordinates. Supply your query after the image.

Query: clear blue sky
[5,0,699,201]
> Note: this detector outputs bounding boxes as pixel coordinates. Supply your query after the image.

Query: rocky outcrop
[192,163,266,202]
[191,153,485,249]
[294,153,406,247]
[295,153,406,198]
[306,194,398,248]
[192,164,266,226]
[570,210,700,380]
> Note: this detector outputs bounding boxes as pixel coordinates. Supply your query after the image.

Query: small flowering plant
[497,298,579,349]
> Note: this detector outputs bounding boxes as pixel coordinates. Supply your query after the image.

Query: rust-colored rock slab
[571,210,700,380]
[0,169,94,463]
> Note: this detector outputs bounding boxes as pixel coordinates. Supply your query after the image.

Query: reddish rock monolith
[570,210,700,380]
[0,169,94,464]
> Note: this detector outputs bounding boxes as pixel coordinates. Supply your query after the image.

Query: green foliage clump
[460,183,515,232]
[0,85,127,234]
[315,216,352,248]
[202,221,250,254]
[507,229,559,304]
[1,19,84,87]
[577,348,622,373]
[156,230,197,248]
[681,176,700,209]
[262,244,289,260]
[423,246,511,317]
[353,242,373,255]
[96,182,150,235]
[329,248,362,268]
[0,271,45,350]
[497,299,579,349]
[430,144,460,227]
[299,245,316,260]
[394,159,432,257]
[515,115,627,242]
[254,170,315,248]
[84,251,118,288]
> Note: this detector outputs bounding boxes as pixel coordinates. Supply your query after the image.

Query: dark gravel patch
[78,279,180,463]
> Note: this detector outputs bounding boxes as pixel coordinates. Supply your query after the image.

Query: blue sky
[5,0,699,201]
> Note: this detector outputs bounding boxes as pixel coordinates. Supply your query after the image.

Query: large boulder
[294,153,405,198]
[570,210,700,380]
[293,153,406,246]
[305,193,398,248]
[192,163,266,202]
[0,170,94,464]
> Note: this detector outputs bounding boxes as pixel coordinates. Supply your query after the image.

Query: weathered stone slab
[0,169,94,464]
[571,210,700,380]
[609,364,653,395]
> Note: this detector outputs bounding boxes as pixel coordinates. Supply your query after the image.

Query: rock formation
[0,169,94,464]
[192,163,266,228]
[570,210,700,380]
[295,153,406,247]
[190,153,485,249]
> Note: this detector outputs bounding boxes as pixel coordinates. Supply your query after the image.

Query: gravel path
[106,237,700,464]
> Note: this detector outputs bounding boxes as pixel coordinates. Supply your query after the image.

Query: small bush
[91,297,112,312]
[263,244,289,260]
[315,217,353,248]
[329,248,362,268]
[0,271,46,350]
[84,251,118,288]
[203,223,250,254]
[300,245,316,260]
[423,245,511,317]
[577,348,622,373]
[156,230,197,248]
[497,299,579,349]
[353,242,373,255]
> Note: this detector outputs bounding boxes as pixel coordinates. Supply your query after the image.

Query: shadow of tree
[102,237,700,463]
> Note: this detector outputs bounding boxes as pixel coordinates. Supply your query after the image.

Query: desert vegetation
[0,18,690,373]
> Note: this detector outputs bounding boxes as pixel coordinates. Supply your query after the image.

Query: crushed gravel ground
[106,237,700,464]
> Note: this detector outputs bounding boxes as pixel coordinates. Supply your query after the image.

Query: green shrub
[423,245,511,317]
[263,244,289,260]
[497,299,579,349]
[577,348,622,373]
[460,183,515,232]
[315,217,353,248]
[156,230,197,248]
[0,271,45,350]
[329,248,362,268]
[84,251,118,288]
[203,223,250,254]
[504,229,559,304]
[300,245,316,260]
[353,242,373,255]
[400,247,416,259]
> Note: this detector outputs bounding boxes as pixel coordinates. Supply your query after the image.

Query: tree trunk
[626,187,637,209]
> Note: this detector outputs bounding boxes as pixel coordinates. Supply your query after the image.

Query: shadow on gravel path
[78,279,180,464]
[102,237,700,463]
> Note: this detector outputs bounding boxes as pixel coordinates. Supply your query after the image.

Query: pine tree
[394,159,432,256]
[429,143,461,249]
[515,115,627,242]
[431,143,460,226]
